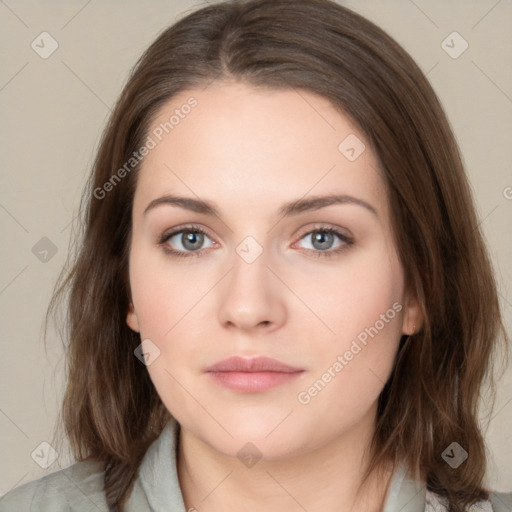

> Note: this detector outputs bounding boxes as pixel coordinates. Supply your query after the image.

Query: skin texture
[126,81,422,511]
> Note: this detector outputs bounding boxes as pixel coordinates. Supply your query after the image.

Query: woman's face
[126,81,421,459]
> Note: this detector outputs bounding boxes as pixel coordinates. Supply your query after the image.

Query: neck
[176,411,394,512]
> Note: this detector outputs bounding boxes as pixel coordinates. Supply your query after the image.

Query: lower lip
[207,371,303,392]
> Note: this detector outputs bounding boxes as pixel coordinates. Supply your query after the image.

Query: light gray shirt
[1,417,510,511]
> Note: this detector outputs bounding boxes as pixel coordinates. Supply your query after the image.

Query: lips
[205,356,304,393]
[205,356,302,373]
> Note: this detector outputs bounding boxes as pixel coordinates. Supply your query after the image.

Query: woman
[1,0,510,511]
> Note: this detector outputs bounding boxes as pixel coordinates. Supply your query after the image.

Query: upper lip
[205,356,303,373]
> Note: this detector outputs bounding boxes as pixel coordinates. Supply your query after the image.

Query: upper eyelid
[160,224,214,241]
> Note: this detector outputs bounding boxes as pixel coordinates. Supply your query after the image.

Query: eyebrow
[143,193,378,218]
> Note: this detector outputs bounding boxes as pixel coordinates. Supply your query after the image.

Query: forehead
[134,81,388,222]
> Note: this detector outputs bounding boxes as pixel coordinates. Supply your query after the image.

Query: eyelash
[157,223,354,259]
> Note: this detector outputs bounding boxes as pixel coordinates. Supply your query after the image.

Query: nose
[217,246,287,333]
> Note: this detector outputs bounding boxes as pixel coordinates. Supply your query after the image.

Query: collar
[137,416,187,511]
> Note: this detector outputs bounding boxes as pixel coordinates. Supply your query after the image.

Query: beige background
[0,0,511,496]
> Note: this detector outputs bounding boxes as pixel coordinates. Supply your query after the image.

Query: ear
[401,288,423,335]
[126,301,140,333]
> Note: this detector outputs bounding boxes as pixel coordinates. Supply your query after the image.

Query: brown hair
[46,0,509,510]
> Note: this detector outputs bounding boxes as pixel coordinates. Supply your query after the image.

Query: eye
[158,224,215,258]
[293,226,353,258]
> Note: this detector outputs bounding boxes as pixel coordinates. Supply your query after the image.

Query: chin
[190,414,304,458]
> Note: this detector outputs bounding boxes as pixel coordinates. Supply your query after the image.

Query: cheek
[293,243,404,416]
[128,247,205,420]
[128,244,212,385]
[128,246,207,339]
[300,239,405,347]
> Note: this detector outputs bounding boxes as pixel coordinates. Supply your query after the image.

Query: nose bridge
[217,234,286,330]
[231,235,269,285]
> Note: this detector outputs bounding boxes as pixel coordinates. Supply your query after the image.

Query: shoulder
[0,459,109,512]
[489,491,512,512]
[425,489,512,512]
